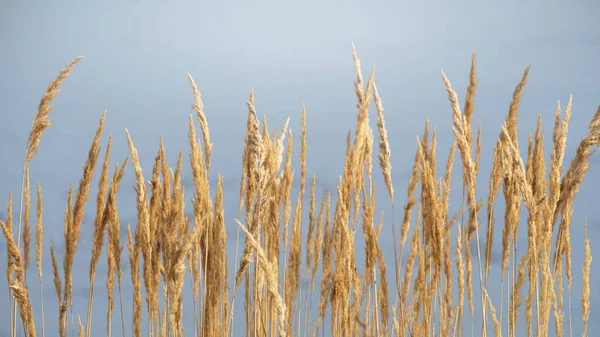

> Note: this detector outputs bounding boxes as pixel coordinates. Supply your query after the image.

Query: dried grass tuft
[2,48,597,337]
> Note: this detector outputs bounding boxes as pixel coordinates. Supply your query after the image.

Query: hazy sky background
[1,1,599,336]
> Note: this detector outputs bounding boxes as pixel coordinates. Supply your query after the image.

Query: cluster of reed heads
[1,46,598,337]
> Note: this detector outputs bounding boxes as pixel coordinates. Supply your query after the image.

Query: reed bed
[1,46,598,337]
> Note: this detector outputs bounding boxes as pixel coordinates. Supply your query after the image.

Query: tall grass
[1,45,598,337]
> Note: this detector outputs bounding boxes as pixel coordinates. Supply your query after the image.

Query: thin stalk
[39,276,46,337]
[227,219,243,337]
[117,280,125,337]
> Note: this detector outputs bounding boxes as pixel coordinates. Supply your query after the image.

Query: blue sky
[1,1,599,336]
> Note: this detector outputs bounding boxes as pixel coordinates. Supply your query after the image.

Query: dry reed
[1,46,598,337]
